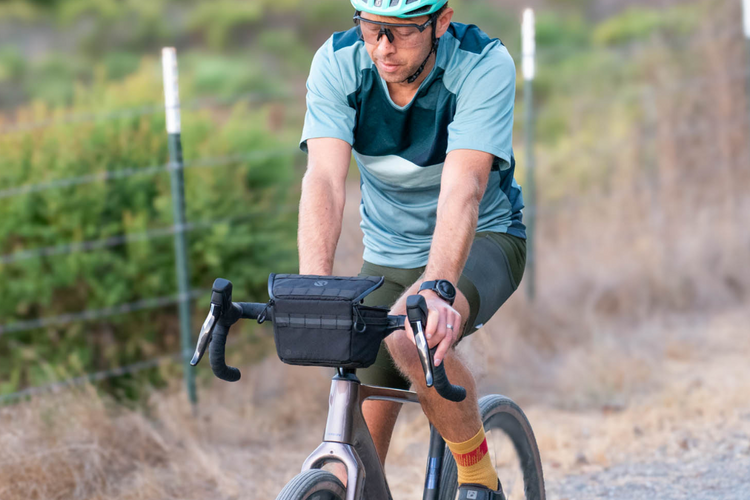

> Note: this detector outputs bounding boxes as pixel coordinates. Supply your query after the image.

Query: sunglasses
[353,14,435,48]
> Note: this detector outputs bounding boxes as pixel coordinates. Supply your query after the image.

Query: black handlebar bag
[268,274,390,369]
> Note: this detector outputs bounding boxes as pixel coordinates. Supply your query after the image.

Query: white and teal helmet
[350,0,448,19]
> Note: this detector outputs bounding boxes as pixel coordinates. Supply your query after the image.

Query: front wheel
[438,395,545,500]
[275,469,346,500]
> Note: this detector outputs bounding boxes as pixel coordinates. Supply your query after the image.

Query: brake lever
[412,318,435,388]
[190,302,220,366]
[406,294,435,388]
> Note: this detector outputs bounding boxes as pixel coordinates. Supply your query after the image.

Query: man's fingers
[434,311,460,365]
[433,329,455,367]
[428,308,447,349]
[403,312,417,345]
[425,307,440,339]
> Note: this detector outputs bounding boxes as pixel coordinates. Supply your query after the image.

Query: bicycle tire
[275,469,346,500]
[438,394,545,500]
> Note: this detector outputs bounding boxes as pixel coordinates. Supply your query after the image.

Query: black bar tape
[209,322,241,382]
[238,302,267,320]
[430,346,466,402]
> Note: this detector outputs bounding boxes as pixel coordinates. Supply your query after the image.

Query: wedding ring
[447,324,454,330]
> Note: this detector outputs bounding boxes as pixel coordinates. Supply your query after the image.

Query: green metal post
[162,48,197,407]
[745,0,750,151]
[522,9,537,301]
[524,80,536,301]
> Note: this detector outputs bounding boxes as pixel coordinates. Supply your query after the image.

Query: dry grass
[3,304,747,499]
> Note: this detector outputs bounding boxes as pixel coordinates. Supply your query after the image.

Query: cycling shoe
[457,481,506,500]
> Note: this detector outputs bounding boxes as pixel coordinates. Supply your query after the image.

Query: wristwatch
[419,280,456,306]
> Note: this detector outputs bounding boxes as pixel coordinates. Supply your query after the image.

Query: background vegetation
[1,0,749,498]
[0,0,746,404]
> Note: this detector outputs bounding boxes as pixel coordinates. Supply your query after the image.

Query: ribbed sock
[444,426,498,490]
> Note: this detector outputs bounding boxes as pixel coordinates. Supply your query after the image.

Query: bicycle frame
[301,369,446,500]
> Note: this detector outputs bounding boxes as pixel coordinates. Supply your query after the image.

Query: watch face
[437,280,455,299]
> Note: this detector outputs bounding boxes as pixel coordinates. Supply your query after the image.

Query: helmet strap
[403,13,439,85]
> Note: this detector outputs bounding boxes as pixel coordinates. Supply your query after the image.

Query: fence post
[162,48,197,408]
[744,0,750,147]
[522,8,537,301]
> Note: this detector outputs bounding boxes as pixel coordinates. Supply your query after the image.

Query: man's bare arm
[423,149,494,284]
[397,149,493,366]
[297,138,352,275]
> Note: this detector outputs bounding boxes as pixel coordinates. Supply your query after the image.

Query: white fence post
[522,8,537,301]
[161,47,196,408]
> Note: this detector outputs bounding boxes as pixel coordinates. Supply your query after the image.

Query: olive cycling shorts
[356,231,526,390]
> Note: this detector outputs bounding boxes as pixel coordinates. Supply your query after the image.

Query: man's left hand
[410,289,462,367]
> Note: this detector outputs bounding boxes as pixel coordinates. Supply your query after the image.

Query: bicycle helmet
[350,0,448,19]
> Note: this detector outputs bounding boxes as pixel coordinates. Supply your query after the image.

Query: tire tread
[275,469,346,500]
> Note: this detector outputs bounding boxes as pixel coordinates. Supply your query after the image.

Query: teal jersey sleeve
[446,44,516,168]
[300,38,357,152]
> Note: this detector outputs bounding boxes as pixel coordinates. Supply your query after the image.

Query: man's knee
[385,330,425,384]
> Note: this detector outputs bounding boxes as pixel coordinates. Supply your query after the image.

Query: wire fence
[0,352,182,404]
[0,290,208,336]
[0,149,299,200]
[0,146,300,401]
[0,91,288,136]
[0,207,297,265]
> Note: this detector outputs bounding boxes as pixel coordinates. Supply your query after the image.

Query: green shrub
[184,53,283,99]
[103,51,141,80]
[536,11,590,59]
[0,47,25,82]
[592,5,702,47]
[0,59,300,396]
[187,0,264,50]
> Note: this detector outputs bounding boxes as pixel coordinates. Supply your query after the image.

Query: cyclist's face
[360,10,451,84]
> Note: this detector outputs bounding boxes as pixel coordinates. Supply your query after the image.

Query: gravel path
[550,454,750,500]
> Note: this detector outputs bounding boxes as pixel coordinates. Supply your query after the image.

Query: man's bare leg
[362,399,402,466]
[368,281,482,453]
[389,281,482,440]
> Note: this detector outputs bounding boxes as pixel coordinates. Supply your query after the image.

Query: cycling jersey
[300,22,525,269]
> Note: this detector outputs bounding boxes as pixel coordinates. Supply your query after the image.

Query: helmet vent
[405,0,418,3]
[390,0,400,6]
[405,5,431,15]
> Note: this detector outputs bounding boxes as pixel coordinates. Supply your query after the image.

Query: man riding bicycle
[298,1,526,498]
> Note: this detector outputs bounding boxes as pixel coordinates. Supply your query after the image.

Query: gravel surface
[550,454,750,500]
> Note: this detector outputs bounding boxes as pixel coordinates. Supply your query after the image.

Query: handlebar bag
[268,273,390,368]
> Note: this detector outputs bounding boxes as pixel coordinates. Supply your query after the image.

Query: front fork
[300,372,449,500]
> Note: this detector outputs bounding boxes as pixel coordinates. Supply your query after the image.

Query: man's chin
[377,69,407,83]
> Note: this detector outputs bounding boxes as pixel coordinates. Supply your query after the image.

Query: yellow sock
[445,427,498,490]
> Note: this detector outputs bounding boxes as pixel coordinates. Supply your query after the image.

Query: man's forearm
[423,184,482,284]
[298,173,345,275]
